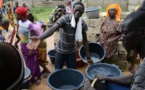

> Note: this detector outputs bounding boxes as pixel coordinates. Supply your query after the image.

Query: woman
[99,4,122,61]
[15,7,41,84]
[28,13,50,77]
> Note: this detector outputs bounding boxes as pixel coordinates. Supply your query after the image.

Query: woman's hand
[29,50,33,56]
[27,36,41,50]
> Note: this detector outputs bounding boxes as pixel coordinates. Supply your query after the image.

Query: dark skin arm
[95,74,133,86]
[15,24,21,49]
[82,31,92,64]
[39,23,59,40]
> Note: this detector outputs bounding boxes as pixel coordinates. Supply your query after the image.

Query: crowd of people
[1,0,145,89]
[0,0,75,86]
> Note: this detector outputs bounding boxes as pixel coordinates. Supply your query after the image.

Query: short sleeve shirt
[55,14,88,54]
[18,20,34,43]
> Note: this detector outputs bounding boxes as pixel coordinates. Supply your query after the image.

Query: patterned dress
[99,17,122,58]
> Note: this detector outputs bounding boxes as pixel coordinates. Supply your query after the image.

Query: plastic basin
[79,42,106,64]
[85,6,101,19]
[86,63,122,81]
[47,69,85,90]
[48,49,56,64]
[106,82,130,90]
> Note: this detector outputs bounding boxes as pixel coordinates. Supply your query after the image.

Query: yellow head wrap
[106,4,122,21]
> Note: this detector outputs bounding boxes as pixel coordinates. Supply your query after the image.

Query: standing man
[27,2,92,69]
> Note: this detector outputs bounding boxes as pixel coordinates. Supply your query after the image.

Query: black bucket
[47,69,85,90]
[48,49,56,64]
[0,42,24,90]
[79,42,106,63]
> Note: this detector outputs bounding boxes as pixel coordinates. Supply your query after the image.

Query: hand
[27,36,41,50]
[87,58,93,65]
[95,75,106,82]
[29,50,33,56]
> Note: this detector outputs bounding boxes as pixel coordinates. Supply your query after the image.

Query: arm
[27,16,65,50]
[39,15,67,40]
[15,24,20,49]
[96,74,133,86]
[15,33,20,49]
[39,23,59,41]
[106,22,122,43]
[82,31,91,63]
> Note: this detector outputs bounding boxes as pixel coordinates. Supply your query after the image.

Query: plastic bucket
[47,69,85,90]
[79,42,106,64]
[76,49,85,67]
[106,82,130,90]
[85,63,122,81]
[20,68,31,89]
[48,49,56,64]
[85,6,101,19]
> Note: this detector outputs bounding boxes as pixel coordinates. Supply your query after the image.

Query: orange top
[0,0,3,8]
[106,4,122,21]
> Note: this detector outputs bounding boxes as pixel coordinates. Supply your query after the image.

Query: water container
[79,42,106,64]
[86,63,122,81]
[85,6,101,19]
[48,49,56,64]
[106,82,130,90]
[47,69,85,90]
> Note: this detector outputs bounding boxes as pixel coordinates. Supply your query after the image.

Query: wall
[12,0,145,11]
[82,0,128,11]
[83,0,144,11]
[13,0,46,7]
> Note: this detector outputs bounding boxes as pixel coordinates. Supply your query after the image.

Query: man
[94,0,145,90]
[27,2,92,69]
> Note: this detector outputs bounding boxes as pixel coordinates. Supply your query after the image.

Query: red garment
[15,6,27,18]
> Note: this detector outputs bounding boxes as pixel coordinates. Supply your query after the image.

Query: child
[1,20,16,45]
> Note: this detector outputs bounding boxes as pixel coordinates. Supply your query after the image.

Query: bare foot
[35,79,41,85]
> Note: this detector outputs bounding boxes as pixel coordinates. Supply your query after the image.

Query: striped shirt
[56,14,88,54]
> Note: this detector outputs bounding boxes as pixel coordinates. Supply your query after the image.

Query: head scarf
[106,4,122,21]
[15,6,27,18]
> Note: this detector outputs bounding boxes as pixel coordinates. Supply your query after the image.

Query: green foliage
[30,6,55,22]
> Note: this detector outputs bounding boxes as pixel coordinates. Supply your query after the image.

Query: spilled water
[84,53,101,63]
